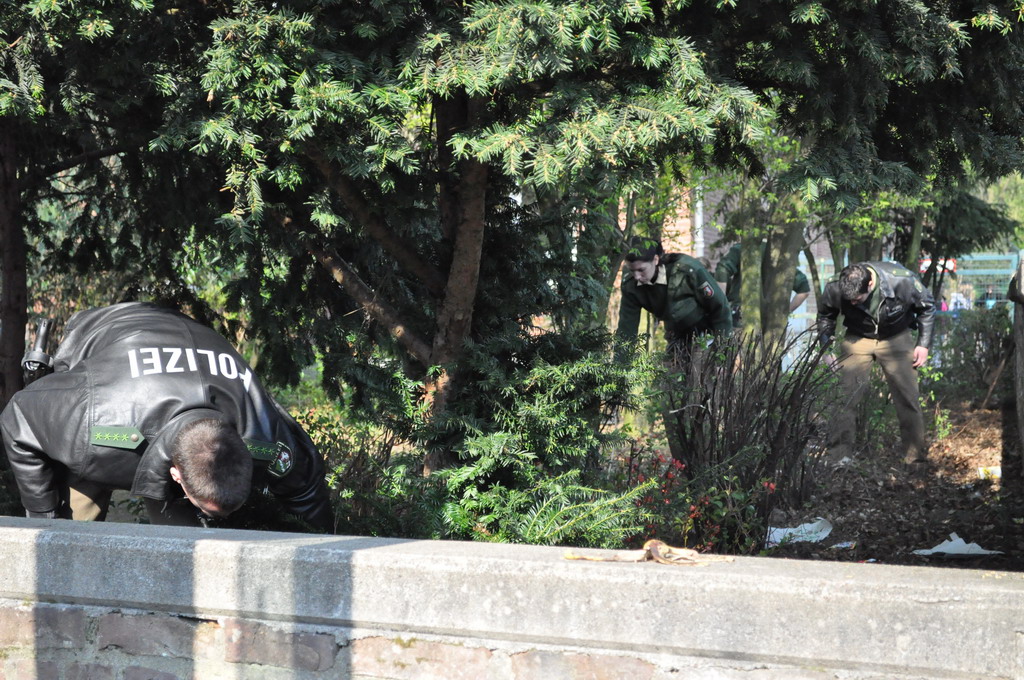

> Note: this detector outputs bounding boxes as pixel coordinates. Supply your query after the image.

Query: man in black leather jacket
[0,303,333,531]
[817,262,936,466]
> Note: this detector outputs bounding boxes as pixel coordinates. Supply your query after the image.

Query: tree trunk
[426,93,489,391]
[738,232,762,334]
[827,227,846,275]
[903,207,925,272]
[422,95,490,473]
[428,158,488,375]
[0,121,27,411]
[921,259,939,294]
[760,220,804,338]
[421,159,488,475]
[802,244,821,298]
[934,268,947,304]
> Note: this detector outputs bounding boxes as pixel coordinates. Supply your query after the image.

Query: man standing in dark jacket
[1,302,333,531]
[817,262,936,466]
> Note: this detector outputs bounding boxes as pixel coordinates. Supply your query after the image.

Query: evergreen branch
[19,142,138,193]
[312,245,434,367]
[271,211,434,366]
[304,145,447,298]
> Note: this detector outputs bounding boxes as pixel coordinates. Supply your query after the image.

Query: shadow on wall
[15,521,420,678]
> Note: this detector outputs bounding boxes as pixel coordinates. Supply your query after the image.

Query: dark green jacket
[616,253,732,340]
[715,243,810,305]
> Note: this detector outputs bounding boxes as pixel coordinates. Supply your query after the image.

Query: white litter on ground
[912,533,1003,557]
[766,518,832,548]
[978,466,1002,480]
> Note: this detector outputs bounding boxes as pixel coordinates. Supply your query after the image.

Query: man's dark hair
[171,418,252,516]
[624,237,664,263]
[839,263,872,300]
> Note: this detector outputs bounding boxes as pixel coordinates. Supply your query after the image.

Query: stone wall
[0,517,1021,679]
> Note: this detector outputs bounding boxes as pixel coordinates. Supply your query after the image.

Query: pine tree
[186,0,770,452]
[0,1,225,407]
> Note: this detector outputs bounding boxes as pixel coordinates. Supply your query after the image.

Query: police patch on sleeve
[246,438,294,478]
[699,281,715,298]
[269,442,294,478]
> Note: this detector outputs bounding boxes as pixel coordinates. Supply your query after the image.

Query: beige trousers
[68,482,112,521]
[829,331,928,463]
[69,480,201,526]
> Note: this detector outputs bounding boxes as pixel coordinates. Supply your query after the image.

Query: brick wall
[0,603,687,679]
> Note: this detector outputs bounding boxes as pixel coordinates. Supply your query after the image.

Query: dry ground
[768,403,1024,571]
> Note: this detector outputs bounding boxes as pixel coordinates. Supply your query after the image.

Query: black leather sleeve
[0,372,88,514]
[815,282,842,346]
[266,403,334,532]
[906,279,936,349]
